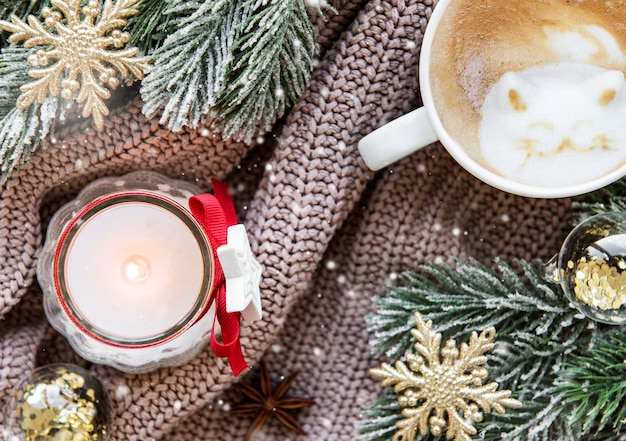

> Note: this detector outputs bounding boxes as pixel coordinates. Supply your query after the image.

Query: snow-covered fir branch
[0,98,59,183]
[0,46,30,118]
[0,46,60,182]
[141,0,249,133]
[215,0,317,140]
[142,0,319,141]
[358,259,626,441]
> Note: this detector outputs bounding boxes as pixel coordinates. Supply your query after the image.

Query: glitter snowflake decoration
[370,313,522,441]
[0,0,150,129]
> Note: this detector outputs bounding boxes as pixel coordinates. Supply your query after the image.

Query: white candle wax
[55,193,211,345]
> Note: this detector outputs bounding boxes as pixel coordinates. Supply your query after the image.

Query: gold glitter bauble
[548,212,626,324]
[3,364,112,441]
[370,313,521,441]
[0,0,150,130]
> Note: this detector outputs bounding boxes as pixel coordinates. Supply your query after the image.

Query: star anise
[231,361,314,440]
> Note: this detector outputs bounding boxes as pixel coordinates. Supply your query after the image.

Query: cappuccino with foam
[430,0,626,187]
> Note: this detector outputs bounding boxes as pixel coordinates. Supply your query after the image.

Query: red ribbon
[189,178,248,376]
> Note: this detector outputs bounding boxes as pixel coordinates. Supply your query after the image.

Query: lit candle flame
[121,255,150,285]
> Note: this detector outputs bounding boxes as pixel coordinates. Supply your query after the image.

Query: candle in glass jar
[38,171,221,373]
[54,192,212,345]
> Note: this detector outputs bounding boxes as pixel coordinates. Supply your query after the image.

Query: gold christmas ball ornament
[546,212,626,324]
[3,364,112,441]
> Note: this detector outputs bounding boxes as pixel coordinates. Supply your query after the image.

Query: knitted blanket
[0,0,573,439]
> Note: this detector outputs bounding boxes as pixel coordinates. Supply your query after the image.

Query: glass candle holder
[37,171,218,373]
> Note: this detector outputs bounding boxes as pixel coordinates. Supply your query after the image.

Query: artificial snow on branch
[141,0,247,133]
[214,0,318,140]
[125,0,178,55]
[141,0,319,142]
[0,46,60,182]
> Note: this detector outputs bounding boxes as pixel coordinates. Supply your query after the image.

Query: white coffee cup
[358,0,626,198]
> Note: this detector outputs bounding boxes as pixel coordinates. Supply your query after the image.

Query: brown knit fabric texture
[0,1,573,440]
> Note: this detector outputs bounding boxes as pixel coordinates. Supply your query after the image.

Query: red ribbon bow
[189,179,248,376]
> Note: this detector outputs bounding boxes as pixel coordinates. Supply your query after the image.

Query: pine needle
[558,330,626,435]
[215,0,317,141]
[140,0,246,132]
[141,0,318,141]
[0,46,30,119]
[125,0,178,55]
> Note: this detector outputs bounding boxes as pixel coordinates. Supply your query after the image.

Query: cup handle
[358,106,439,171]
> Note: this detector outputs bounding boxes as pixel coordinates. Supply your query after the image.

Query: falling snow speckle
[74,158,85,171]
[115,384,131,400]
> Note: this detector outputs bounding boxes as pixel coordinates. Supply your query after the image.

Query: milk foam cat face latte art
[430,0,626,188]
[358,0,626,198]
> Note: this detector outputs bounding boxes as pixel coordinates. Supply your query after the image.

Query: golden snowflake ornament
[0,0,150,130]
[370,313,522,441]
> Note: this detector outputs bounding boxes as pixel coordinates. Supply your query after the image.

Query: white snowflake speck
[291,201,301,215]
[74,158,85,171]
[115,384,130,400]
